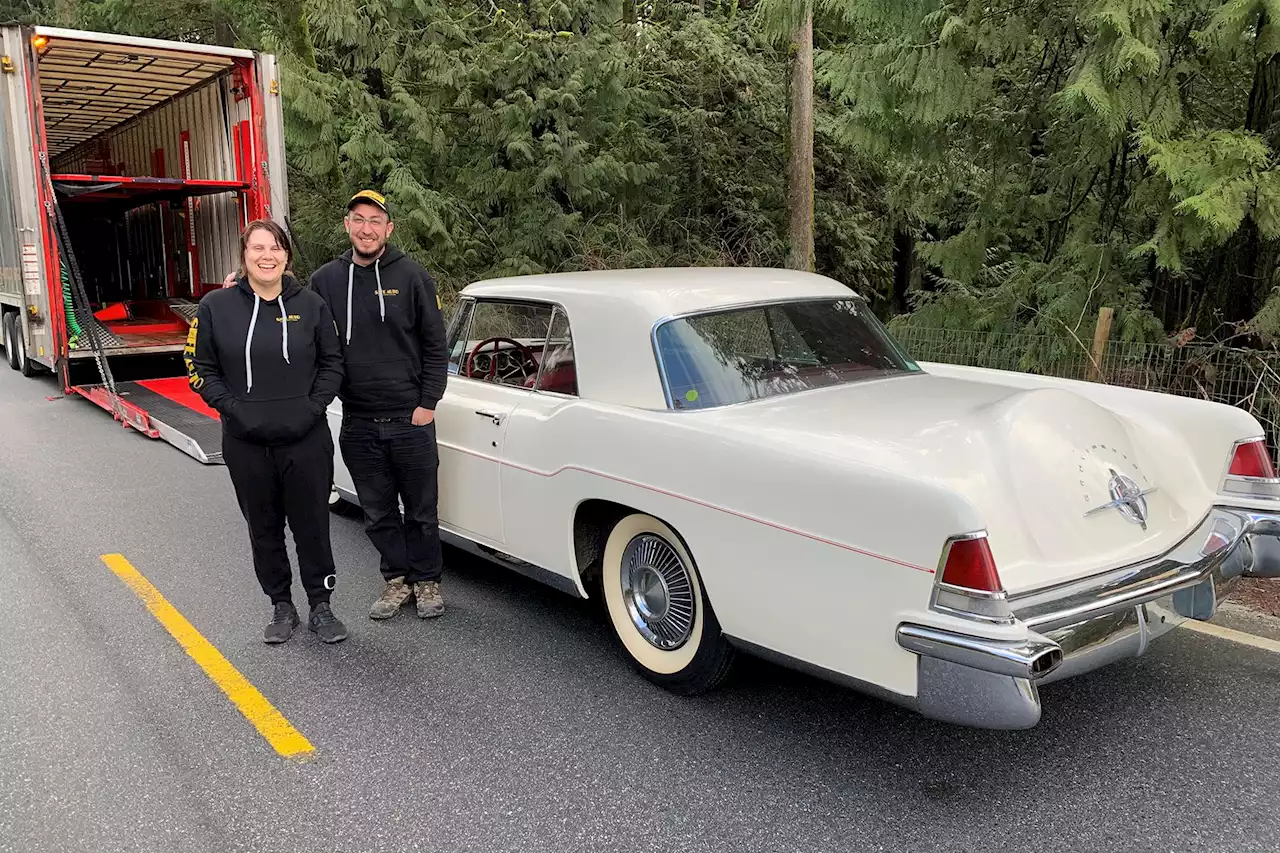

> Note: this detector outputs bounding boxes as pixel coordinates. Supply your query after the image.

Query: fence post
[1089,306,1114,382]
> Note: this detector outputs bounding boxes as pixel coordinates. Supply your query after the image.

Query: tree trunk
[1196,11,1280,331]
[892,224,914,313]
[786,6,814,272]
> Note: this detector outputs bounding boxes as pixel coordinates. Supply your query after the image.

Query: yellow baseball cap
[347,189,391,217]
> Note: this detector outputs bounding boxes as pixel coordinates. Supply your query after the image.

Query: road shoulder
[1213,578,1280,643]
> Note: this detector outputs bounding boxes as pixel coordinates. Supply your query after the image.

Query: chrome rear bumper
[897,505,1280,730]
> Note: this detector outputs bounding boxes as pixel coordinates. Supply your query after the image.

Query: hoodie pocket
[344,358,420,405]
[223,396,321,445]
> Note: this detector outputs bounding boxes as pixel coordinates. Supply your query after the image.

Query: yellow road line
[100,553,315,759]
[1180,619,1280,654]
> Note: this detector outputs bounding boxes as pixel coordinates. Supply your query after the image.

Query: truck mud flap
[72,378,223,464]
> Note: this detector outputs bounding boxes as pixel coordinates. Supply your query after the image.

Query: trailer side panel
[0,25,57,370]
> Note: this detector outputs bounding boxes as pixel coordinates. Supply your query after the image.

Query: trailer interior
[30,29,272,463]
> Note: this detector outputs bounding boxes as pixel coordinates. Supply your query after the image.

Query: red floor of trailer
[133,377,219,419]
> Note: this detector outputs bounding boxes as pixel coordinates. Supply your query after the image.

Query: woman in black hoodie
[184,219,348,644]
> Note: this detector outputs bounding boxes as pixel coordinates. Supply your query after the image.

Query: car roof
[460,267,860,319]
[455,267,863,409]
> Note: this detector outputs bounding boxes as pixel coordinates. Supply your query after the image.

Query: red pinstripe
[440,442,935,575]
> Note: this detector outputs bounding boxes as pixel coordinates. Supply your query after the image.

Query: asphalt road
[2,364,1280,853]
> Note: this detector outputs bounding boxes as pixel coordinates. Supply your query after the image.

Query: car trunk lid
[703,373,1206,593]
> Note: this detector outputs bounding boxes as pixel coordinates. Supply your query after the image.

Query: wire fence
[892,326,1280,469]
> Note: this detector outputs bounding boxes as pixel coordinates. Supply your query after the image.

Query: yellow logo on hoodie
[275,314,302,323]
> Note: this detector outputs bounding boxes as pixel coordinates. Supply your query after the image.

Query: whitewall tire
[601,512,734,694]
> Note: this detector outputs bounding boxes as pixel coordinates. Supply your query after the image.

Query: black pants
[338,415,443,584]
[222,419,337,608]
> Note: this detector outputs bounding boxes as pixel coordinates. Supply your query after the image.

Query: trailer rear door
[16,27,290,465]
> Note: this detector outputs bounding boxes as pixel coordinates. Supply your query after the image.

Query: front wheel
[601,512,735,694]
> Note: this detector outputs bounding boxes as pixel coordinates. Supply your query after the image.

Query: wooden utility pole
[1088,306,1114,382]
[786,6,814,272]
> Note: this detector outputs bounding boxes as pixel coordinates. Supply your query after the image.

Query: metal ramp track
[68,314,126,349]
[167,299,200,324]
[75,380,223,464]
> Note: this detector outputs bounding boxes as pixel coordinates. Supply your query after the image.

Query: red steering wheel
[465,336,539,382]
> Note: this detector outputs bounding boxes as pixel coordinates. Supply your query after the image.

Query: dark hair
[239,219,293,268]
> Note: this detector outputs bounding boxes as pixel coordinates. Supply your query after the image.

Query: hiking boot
[413,580,445,619]
[264,601,299,644]
[308,602,349,644]
[369,576,412,620]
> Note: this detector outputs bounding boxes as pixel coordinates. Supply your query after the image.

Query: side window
[456,300,555,388]
[534,307,577,396]
[446,299,475,375]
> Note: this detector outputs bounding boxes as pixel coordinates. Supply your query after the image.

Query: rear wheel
[600,512,735,694]
[15,317,37,377]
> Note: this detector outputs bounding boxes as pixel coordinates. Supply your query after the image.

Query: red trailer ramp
[73,377,223,463]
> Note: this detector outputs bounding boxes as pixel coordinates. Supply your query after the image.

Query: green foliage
[28,0,1280,354]
[1135,130,1280,270]
[278,0,893,299]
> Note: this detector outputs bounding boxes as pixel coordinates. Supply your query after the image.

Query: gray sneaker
[264,601,299,644]
[369,576,412,620]
[413,580,445,619]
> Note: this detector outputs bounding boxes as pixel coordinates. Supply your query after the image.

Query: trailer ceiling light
[31,35,49,51]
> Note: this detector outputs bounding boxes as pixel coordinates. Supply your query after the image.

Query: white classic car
[327,267,1280,729]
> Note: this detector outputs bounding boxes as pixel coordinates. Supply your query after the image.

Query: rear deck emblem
[1085,468,1155,530]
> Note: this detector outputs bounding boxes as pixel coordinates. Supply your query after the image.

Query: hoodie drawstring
[244,290,291,395]
[345,263,354,345]
[279,297,290,365]
[345,258,386,345]
[375,257,386,323]
[245,293,261,393]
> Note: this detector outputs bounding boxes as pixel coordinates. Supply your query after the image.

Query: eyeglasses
[348,215,387,227]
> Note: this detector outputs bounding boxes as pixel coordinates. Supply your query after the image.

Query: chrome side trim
[439,529,585,599]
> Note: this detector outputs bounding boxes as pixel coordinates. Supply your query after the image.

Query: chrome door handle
[475,410,503,424]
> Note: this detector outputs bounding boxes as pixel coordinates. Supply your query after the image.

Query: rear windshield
[653,297,922,409]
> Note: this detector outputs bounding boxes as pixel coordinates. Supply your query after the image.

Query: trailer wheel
[11,315,37,377]
[3,314,19,371]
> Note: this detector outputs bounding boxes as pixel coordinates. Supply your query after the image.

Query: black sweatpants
[338,415,443,584]
[222,418,338,608]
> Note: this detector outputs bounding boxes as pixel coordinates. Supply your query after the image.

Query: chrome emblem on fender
[1084,467,1156,530]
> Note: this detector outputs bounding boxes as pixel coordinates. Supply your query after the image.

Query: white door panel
[436,377,529,545]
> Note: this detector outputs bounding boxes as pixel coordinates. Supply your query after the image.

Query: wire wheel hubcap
[621,534,696,650]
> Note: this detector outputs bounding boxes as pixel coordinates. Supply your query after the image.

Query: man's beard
[352,243,385,262]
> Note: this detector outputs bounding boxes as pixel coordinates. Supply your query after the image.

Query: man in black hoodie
[308,190,450,622]
[186,219,348,644]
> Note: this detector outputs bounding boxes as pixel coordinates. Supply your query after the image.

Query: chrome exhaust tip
[897,624,1064,681]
